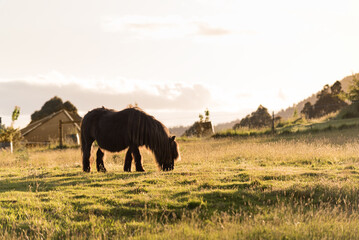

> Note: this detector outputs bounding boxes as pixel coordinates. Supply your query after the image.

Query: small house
[21,109,82,145]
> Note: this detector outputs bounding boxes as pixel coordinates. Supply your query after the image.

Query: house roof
[21,109,82,137]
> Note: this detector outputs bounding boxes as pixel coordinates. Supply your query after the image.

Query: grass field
[1,127,359,239]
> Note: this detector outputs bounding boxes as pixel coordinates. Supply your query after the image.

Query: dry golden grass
[1,128,359,239]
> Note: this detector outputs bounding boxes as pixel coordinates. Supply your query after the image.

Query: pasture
[1,128,359,239]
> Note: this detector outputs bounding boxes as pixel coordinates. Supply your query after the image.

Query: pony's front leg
[96,148,107,172]
[124,148,133,172]
[133,146,145,172]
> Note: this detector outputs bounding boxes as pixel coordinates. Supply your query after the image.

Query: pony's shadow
[0,171,151,193]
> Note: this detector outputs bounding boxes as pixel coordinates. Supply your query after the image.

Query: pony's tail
[80,122,85,155]
[80,118,91,172]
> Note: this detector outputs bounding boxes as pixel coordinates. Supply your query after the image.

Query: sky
[0,0,358,128]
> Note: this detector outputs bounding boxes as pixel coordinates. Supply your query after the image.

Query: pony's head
[158,136,180,171]
[170,135,180,163]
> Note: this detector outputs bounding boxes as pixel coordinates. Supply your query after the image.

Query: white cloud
[0,72,214,114]
[102,15,194,39]
[196,23,231,36]
[101,15,251,40]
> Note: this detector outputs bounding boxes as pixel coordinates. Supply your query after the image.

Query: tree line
[233,75,359,129]
[300,81,347,119]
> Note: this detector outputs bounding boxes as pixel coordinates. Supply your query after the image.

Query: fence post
[59,120,63,148]
[271,111,275,134]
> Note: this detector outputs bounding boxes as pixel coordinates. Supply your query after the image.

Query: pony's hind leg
[96,148,107,172]
[133,146,145,172]
[82,142,92,172]
[124,147,133,172]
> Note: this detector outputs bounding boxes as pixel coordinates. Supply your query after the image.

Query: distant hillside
[169,126,189,137]
[169,119,242,136]
[170,74,359,135]
[276,73,358,119]
[214,119,240,132]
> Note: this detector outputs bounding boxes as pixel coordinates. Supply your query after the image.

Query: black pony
[80,107,180,172]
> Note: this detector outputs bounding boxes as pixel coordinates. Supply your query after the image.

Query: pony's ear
[170,136,176,142]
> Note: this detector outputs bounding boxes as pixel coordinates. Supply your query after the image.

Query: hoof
[98,168,107,173]
[97,164,107,173]
[162,166,174,171]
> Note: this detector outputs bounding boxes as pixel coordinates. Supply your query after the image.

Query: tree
[312,82,347,118]
[347,74,359,102]
[0,106,22,153]
[331,81,342,95]
[198,114,204,123]
[31,96,78,122]
[198,109,210,123]
[317,84,330,99]
[233,105,272,129]
[301,102,314,119]
[204,108,210,122]
[63,101,78,113]
[11,106,20,127]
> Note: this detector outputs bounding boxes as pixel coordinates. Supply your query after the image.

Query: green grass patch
[1,133,359,238]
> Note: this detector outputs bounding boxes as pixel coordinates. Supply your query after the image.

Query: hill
[170,73,359,135]
[169,125,189,137]
[213,119,240,132]
[169,119,241,136]
[276,73,358,119]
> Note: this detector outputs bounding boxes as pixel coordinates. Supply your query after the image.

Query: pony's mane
[126,107,172,166]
